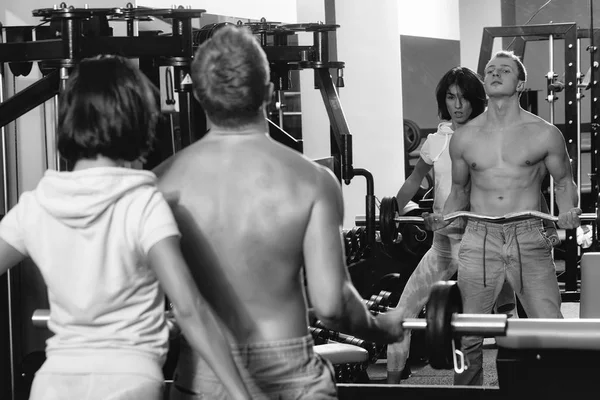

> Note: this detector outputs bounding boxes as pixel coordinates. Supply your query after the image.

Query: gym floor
[366,301,580,386]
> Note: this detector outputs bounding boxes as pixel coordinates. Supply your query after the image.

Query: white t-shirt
[419,121,454,214]
[0,167,180,370]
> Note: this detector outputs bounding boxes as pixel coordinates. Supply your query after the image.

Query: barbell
[32,281,600,373]
[307,282,503,370]
[363,281,600,372]
[357,196,599,245]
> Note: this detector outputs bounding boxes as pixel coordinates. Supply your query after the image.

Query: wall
[398,0,460,41]
[336,0,404,228]
[459,0,503,72]
[400,35,461,135]
[399,1,462,131]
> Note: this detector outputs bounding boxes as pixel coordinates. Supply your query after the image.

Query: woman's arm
[395,157,433,212]
[148,236,251,400]
[0,238,26,276]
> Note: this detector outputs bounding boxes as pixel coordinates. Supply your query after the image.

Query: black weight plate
[426,281,463,369]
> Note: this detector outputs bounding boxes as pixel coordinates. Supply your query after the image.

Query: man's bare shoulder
[455,112,488,136]
[153,142,198,181]
[308,163,344,220]
[465,111,488,127]
[520,110,562,137]
[314,163,341,191]
[153,155,175,180]
[451,115,484,143]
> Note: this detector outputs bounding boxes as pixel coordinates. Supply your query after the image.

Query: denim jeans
[170,334,338,400]
[454,218,563,386]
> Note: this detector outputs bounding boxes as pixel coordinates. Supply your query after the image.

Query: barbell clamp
[452,340,468,374]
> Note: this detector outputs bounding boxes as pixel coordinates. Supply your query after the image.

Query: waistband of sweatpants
[39,349,164,381]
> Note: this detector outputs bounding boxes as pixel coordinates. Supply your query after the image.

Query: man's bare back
[155,131,337,343]
[452,110,565,217]
[160,25,404,399]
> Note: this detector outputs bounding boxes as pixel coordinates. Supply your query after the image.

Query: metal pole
[52,96,61,171]
[54,67,71,171]
[577,38,582,208]
[548,33,555,215]
[277,90,284,129]
[0,27,15,400]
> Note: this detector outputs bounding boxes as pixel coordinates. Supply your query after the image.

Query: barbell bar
[356,196,598,245]
[31,309,181,339]
[364,301,509,335]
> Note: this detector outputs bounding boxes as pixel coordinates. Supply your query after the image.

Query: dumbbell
[310,322,379,362]
[364,291,393,313]
[309,326,331,345]
[376,290,393,307]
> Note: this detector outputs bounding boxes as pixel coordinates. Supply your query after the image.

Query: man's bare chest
[463,131,547,171]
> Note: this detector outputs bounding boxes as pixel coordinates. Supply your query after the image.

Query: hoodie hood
[437,121,454,136]
[429,121,455,163]
[36,167,157,229]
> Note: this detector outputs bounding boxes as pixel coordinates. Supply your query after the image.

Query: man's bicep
[449,135,470,187]
[303,174,348,318]
[545,127,574,183]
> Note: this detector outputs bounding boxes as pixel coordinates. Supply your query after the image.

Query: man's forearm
[318,283,397,344]
[554,180,579,214]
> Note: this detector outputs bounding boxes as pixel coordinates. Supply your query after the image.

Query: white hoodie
[0,167,180,371]
[420,121,454,214]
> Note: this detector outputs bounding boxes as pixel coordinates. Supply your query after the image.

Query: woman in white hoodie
[0,55,251,400]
